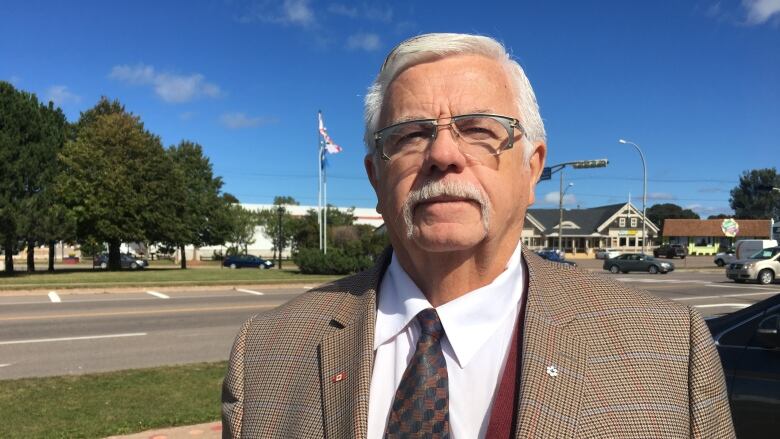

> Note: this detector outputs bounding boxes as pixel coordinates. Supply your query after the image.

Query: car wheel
[758,269,775,285]
[230,263,237,269]
[100,262,107,270]
[680,255,686,259]
[648,265,659,274]
[715,259,724,267]
[609,265,620,274]
[130,262,138,269]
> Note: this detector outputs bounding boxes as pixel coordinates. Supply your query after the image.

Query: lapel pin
[331,371,347,383]
[546,365,559,377]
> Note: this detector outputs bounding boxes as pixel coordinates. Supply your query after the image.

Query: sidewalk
[105,421,221,439]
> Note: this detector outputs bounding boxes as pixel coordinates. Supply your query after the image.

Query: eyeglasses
[374,113,524,161]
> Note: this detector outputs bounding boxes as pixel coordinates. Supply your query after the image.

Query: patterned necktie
[384,308,450,438]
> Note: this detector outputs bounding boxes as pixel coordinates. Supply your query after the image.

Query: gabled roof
[663,219,771,238]
[527,203,627,236]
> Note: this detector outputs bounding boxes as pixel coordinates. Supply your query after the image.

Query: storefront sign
[721,218,739,237]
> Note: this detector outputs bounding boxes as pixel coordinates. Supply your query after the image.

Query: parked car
[223,255,274,269]
[726,246,780,284]
[535,250,577,267]
[653,244,687,259]
[602,253,674,274]
[93,253,149,270]
[595,248,622,259]
[707,293,780,438]
[714,250,737,267]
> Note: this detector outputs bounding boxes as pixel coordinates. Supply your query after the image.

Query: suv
[726,246,780,284]
[653,244,687,259]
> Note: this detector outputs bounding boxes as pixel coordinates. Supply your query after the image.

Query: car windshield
[749,247,780,260]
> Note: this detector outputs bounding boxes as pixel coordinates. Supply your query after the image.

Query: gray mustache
[402,180,492,239]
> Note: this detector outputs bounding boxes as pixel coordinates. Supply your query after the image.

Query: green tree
[164,140,228,269]
[291,205,356,252]
[730,168,780,220]
[646,203,700,237]
[256,197,299,263]
[59,101,175,269]
[0,82,69,273]
[273,195,299,206]
[707,214,731,220]
[225,204,258,255]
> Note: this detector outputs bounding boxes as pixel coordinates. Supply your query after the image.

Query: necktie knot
[417,308,444,338]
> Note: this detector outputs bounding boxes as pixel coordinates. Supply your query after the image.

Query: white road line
[146,291,170,299]
[708,284,776,290]
[48,291,61,303]
[236,288,264,296]
[0,363,11,368]
[671,295,723,301]
[0,332,147,346]
[693,303,751,309]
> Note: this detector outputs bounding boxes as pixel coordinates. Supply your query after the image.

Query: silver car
[726,246,780,284]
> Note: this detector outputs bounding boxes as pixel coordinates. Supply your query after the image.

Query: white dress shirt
[367,241,526,439]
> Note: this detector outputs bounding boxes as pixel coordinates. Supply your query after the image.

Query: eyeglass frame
[373,113,525,161]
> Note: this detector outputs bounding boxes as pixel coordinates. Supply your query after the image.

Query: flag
[318,112,343,154]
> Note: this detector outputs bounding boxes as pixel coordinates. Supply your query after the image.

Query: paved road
[1,271,777,379]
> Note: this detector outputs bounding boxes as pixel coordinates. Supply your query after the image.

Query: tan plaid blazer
[222,248,735,438]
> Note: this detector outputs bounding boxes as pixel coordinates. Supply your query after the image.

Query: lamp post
[559,181,574,252]
[618,139,648,254]
[276,206,284,269]
[541,159,609,252]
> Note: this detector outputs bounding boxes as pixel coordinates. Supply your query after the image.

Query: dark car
[602,253,674,274]
[93,253,149,270]
[223,255,274,269]
[707,293,780,438]
[535,249,577,267]
[653,244,687,259]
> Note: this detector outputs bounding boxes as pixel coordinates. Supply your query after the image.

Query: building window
[619,217,626,227]
[619,237,627,247]
[630,217,637,228]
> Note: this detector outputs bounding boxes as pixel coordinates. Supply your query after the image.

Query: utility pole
[276,205,284,269]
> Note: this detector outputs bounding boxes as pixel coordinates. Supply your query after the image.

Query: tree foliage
[59,100,175,269]
[729,168,780,220]
[646,203,700,237]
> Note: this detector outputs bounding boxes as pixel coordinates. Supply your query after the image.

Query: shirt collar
[374,241,525,368]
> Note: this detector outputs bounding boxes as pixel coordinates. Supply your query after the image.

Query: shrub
[294,248,373,275]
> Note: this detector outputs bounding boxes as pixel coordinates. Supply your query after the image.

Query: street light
[559,182,574,252]
[618,139,648,254]
[541,159,609,253]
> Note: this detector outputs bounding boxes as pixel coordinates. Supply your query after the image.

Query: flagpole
[324,161,328,255]
[317,111,323,251]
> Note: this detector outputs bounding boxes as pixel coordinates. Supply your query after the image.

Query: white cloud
[328,3,358,18]
[109,64,221,103]
[743,0,780,24]
[46,85,81,105]
[179,111,196,121]
[347,33,381,51]
[220,112,277,129]
[647,192,676,201]
[544,191,577,205]
[238,0,315,27]
[7,75,21,85]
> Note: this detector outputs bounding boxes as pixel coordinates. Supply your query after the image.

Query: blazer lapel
[319,249,391,439]
[515,249,589,439]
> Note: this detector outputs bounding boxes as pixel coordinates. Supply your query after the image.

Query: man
[222,33,734,438]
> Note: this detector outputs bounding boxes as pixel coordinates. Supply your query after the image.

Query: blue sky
[2,0,778,217]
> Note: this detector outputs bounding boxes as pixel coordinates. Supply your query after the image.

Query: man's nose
[424,124,466,174]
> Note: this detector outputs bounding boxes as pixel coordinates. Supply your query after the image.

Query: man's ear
[364,154,382,213]
[526,141,547,205]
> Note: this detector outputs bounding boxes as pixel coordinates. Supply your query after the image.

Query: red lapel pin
[331,371,346,383]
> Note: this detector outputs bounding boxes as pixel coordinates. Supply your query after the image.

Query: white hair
[363,33,546,163]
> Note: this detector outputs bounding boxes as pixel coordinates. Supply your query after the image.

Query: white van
[735,239,779,260]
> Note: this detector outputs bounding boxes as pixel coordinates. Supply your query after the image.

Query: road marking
[693,303,751,309]
[0,303,279,322]
[48,291,61,303]
[0,363,11,368]
[672,295,723,301]
[614,278,709,284]
[708,284,777,290]
[146,291,170,299]
[0,332,147,346]
[236,288,264,296]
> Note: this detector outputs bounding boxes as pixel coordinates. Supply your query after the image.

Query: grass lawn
[0,265,340,290]
[0,362,226,439]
